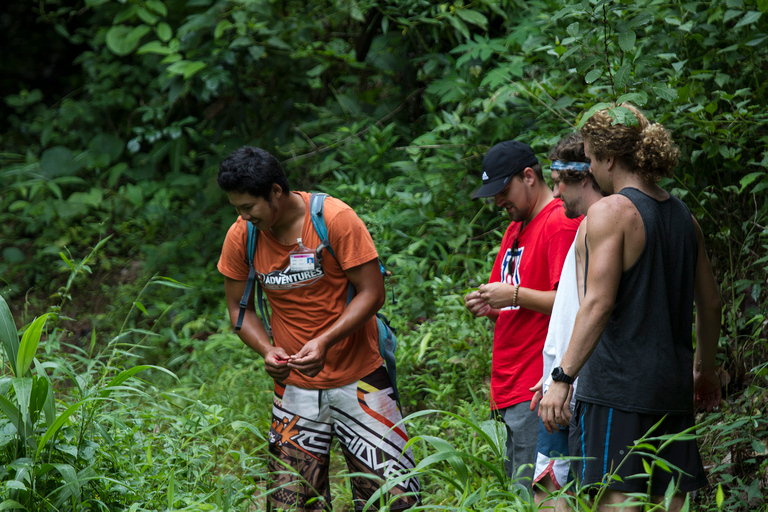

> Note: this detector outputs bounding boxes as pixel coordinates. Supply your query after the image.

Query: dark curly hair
[217,146,291,200]
[580,103,679,183]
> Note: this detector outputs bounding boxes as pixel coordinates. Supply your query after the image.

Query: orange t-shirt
[217,191,384,389]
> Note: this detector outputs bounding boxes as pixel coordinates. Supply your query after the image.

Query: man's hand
[694,369,721,412]
[464,290,491,317]
[539,381,572,434]
[529,376,544,411]
[288,339,328,377]
[264,346,292,381]
[478,282,514,310]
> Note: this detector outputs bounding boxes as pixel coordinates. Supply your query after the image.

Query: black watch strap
[551,366,575,385]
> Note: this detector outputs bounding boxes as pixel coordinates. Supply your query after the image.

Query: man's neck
[612,170,668,200]
[525,184,555,224]
[268,192,306,243]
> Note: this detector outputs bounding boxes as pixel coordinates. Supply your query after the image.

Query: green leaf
[447,15,470,40]
[36,400,87,457]
[106,25,152,56]
[577,102,611,129]
[134,301,149,316]
[614,64,631,90]
[214,20,233,39]
[455,9,488,30]
[136,41,173,55]
[652,85,678,102]
[618,30,636,52]
[585,68,603,83]
[0,295,19,377]
[156,22,172,42]
[146,0,168,16]
[739,172,765,193]
[617,92,647,106]
[166,60,207,79]
[17,314,48,378]
[716,483,724,508]
[735,11,762,27]
[566,22,580,37]
[759,0,768,12]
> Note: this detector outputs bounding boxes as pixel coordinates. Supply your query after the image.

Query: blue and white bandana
[551,160,591,172]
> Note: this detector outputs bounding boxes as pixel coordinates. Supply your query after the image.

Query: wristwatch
[551,366,575,385]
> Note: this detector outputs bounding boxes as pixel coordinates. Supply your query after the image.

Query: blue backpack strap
[310,193,398,401]
[236,221,273,339]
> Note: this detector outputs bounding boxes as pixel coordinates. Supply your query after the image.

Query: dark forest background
[1,0,767,509]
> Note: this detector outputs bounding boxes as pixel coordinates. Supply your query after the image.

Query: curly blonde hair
[580,103,680,183]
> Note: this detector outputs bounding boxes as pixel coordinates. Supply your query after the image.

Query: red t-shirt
[489,199,582,410]
[217,191,384,389]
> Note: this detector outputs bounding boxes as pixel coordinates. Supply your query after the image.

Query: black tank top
[576,188,698,414]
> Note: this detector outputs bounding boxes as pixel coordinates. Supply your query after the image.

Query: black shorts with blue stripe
[569,400,708,496]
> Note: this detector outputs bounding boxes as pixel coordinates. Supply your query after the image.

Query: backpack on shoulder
[236,193,400,401]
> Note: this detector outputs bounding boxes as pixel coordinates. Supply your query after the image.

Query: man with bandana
[530,133,604,510]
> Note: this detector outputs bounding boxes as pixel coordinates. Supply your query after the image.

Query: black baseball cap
[472,140,539,199]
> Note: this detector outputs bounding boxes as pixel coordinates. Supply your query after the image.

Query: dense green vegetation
[1,0,767,509]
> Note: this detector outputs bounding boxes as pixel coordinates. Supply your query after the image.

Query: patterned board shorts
[267,366,420,511]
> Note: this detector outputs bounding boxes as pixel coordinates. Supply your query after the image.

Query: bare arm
[478,283,557,315]
[539,200,625,431]
[224,277,290,380]
[288,258,385,377]
[691,216,722,411]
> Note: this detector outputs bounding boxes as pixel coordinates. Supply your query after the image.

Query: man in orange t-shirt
[217,146,418,512]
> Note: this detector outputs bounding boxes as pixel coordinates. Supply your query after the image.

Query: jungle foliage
[1,0,767,509]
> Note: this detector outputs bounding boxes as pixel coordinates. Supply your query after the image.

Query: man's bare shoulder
[585,195,638,231]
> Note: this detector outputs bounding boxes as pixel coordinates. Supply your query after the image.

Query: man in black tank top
[539,104,722,511]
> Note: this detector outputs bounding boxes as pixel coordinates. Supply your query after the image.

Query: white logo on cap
[482,172,489,181]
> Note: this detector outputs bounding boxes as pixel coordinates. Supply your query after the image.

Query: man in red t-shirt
[464,140,581,484]
[217,147,419,511]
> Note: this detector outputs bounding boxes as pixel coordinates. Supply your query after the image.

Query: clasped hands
[263,339,328,380]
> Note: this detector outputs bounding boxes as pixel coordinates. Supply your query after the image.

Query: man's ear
[522,167,537,185]
[270,183,283,200]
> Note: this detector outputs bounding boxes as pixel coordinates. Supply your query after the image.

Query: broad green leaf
[137,8,159,26]
[618,30,636,52]
[106,25,152,56]
[214,20,233,39]
[614,64,631,90]
[577,102,611,129]
[11,378,32,428]
[33,359,56,427]
[0,295,19,377]
[566,22,579,37]
[156,22,172,42]
[447,14,470,40]
[455,9,488,30]
[617,92,647,106]
[146,0,168,16]
[585,68,602,84]
[759,0,768,12]
[17,314,48,378]
[137,41,173,55]
[652,85,678,102]
[735,11,762,28]
[0,499,26,509]
[0,395,21,428]
[166,60,207,79]
[739,172,765,193]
